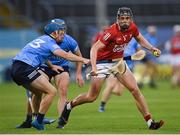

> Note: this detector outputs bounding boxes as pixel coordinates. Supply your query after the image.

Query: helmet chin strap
[50,31,58,39]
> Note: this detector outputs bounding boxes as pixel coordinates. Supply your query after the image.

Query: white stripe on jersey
[103,32,111,41]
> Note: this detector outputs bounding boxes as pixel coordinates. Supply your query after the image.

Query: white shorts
[170,54,180,66]
[95,61,128,78]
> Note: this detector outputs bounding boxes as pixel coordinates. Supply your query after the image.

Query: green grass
[0,80,180,134]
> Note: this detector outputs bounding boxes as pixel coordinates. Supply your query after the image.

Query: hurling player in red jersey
[165,25,180,87]
[58,7,164,130]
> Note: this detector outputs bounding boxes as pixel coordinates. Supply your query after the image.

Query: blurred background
[0,0,180,87]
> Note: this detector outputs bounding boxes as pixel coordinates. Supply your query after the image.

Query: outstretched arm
[53,48,89,64]
[135,33,161,57]
[74,49,84,87]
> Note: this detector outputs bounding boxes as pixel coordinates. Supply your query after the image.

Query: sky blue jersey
[144,33,158,48]
[124,38,140,70]
[124,38,139,57]
[143,33,159,61]
[46,34,78,67]
[144,33,158,54]
[13,35,60,67]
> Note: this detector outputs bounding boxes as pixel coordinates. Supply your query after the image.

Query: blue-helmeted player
[40,33,85,128]
[138,26,159,88]
[11,18,89,130]
[98,38,142,112]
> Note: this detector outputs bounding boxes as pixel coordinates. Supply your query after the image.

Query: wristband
[123,56,131,60]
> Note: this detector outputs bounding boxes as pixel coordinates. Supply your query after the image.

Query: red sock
[144,114,151,122]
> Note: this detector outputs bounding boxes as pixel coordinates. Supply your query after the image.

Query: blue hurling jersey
[124,38,140,70]
[46,34,78,67]
[13,35,60,67]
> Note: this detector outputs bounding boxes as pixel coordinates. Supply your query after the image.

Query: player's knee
[114,91,123,96]
[49,88,57,97]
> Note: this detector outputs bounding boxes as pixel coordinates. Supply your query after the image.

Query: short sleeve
[49,43,60,52]
[67,35,79,53]
[132,23,139,37]
[99,29,114,46]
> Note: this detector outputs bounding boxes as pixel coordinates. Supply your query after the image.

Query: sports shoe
[31,119,44,130]
[99,106,105,112]
[43,118,56,124]
[57,102,71,128]
[149,120,164,130]
[16,121,32,128]
[56,119,65,129]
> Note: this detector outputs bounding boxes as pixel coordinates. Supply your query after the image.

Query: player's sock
[25,114,33,122]
[32,113,37,117]
[66,102,72,110]
[37,113,45,124]
[32,113,37,119]
[144,114,153,127]
[99,101,106,112]
[100,101,106,107]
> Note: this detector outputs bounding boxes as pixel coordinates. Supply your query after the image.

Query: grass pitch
[0,80,180,134]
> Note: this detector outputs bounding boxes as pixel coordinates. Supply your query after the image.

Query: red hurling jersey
[97,22,139,60]
[170,36,180,54]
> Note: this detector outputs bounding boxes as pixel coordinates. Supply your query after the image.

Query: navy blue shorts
[39,66,69,80]
[11,60,41,85]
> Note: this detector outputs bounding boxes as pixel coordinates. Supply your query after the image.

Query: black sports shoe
[16,121,32,128]
[57,102,72,128]
[149,120,164,130]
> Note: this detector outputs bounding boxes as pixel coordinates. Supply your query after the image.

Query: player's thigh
[117,67,138,92]
[38,69,49,80]
[27,74,57,95]
[105,74,117,88]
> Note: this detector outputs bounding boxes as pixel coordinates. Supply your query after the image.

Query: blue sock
[37,113,45,124]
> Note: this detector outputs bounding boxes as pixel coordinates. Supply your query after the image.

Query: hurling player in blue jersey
[16,19,85,129]
[41,33,85,128]
[138,26,159,88]
[11,18,89,130]
[98,38,142,112]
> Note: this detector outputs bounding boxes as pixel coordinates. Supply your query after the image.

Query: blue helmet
[44,18,66,35]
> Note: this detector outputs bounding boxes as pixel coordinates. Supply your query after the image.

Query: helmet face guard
[44,19,66,35]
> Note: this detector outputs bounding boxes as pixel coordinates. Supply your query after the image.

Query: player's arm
[74,48,83,75]
[135,33,161,57]
[74,48,84,87]
[53,48,89,64]
[90,40,105,75]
